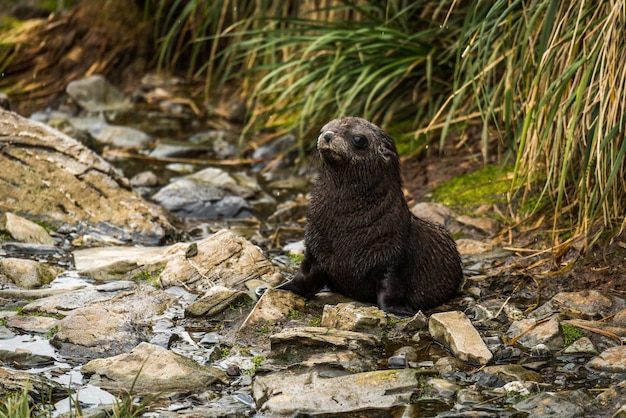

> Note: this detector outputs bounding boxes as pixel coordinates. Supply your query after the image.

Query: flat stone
[531,290,625,321]
[483,364,543,383]
[587,346,626,373]
[238,288,305,334]
[320,303,387,333]
[507,315,563,350]
[252,369,422,415]
[514,391,585,417]
[185,285,253,318]
[0,212,55,245]
[160,230,277,292]
[269,326,381,357]
[82,342,227,393]
[4,315,58,334]
[66,75,129,112]
[410,202,456,226]
[50,285,176,362]
[429,311,493,365]
[0,258,60,289]
[563,337,598,355]
[152,167,260,219]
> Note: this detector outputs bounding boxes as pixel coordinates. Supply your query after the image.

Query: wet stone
[152,167,259,219]
[483,364,543,383]
[0,212,56,245]
[514,391,586,418]
[429,311,493,365]
[424,377,460,400]
[0,349,55,369]
[587,345,626,373]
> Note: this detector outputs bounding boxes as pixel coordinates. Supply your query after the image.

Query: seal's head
[317,117,399,171]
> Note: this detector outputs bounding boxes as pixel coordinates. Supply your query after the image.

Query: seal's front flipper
[275,252,327,299]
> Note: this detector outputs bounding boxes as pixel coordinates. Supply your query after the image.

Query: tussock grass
[445,0,626,249]
[155,0,625,252]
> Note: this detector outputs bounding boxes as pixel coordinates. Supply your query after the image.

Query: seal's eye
[352,135,367,148]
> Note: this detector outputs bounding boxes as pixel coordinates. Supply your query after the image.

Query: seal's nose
[322,131,333,143]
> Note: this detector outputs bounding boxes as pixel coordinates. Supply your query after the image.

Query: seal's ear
[377,132,398,163]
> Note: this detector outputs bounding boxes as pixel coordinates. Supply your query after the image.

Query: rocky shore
[1,76,626,417]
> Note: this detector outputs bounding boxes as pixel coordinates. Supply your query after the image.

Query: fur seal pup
[276,117,463,316]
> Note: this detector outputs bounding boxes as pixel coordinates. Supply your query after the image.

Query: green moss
[243,355,266,375]
[287,309,301,320]
[560,323,585,346]
[430,164,516,209]
[132,266,165,286]
[307,315,322,327]
[33,220,55,233]
[288,253,304,264]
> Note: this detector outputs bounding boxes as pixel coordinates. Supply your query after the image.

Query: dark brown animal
[276,117,463,316]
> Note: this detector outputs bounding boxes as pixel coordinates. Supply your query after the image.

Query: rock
[160,230,277,293]
[483,364,543,383]
[152,167,260,219]
[82,342,227,393]
[0,92,10,110]
[587,346,626,373]
[65,75,129,112]
[429,311,493,365]
[0,367,67,402]
[424,377,460,400]
[456,215,498,234]
[531,290,624,320]
[88,124,151,148]
[252,369,422,415]
[320,303,387,333]
[4,315,58,334]
[239,289,305,333]
[21,287,118,315]
[130,171,159,187]
[0,349,55,369]
[185,285,253,318]
[74,230,277,288]
[269,327,381,358]
[613,308,626,326]
[507,315,563,350]
[456,239,492,255]
[50,285,176,362]
[0,109,173,245]
[0,258,59,288]
[410,202,456,226]
[514,391,585,418]
[187,130,239,159]
[563,337,598,355]
[73,245,174,281]
[0,212,55,245]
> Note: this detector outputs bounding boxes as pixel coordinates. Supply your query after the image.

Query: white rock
[0,212,55,245]
[428,311,493,365]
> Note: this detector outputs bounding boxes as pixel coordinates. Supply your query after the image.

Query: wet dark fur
[276,117,463,316]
